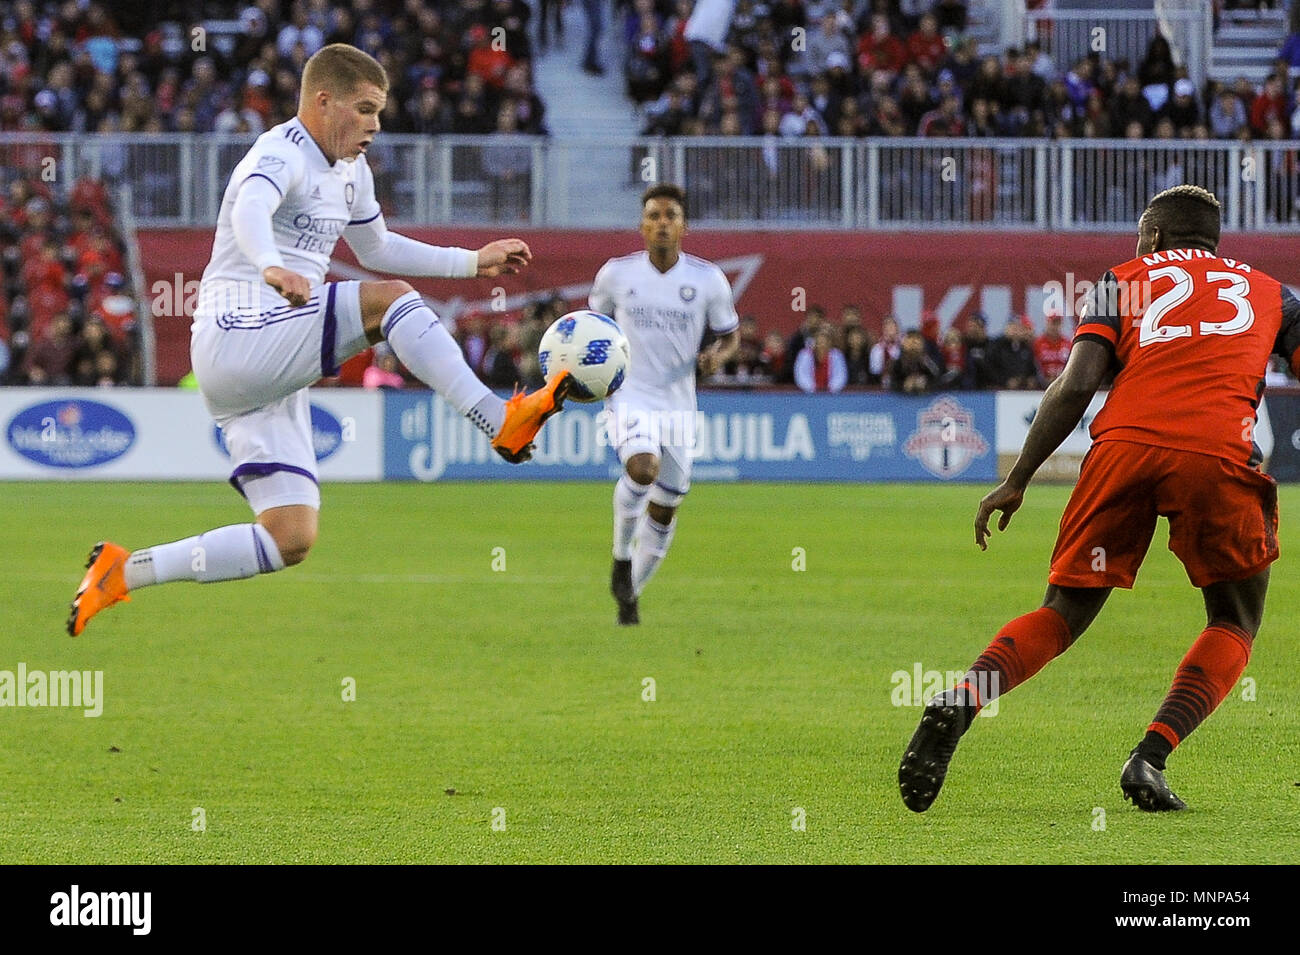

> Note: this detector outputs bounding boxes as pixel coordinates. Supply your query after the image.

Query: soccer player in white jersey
[68,44,571,636]
[590,184,739,624]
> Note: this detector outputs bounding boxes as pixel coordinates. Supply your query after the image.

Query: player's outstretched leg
[67,511,310,636]
[1121,572,1265,811]
[611,453,657,625]
[361,282,571,463]
[899,586,1108,812]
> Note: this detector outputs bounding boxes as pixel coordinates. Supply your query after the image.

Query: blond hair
[300,44,389,105]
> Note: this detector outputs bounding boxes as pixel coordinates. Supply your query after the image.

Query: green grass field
[0,480,1297,864]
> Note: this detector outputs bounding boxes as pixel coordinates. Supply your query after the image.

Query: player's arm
[230,158,309,305]
[343,215,530,278]
[699,267,741,375]
[699,328,739,376]
[976,272,1120,549]
[588,261,616,315]
[342,160,529,278]
[1272,285,1300,379]
[975,338,1110,549]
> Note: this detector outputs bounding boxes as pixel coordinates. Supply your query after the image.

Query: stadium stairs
[1210,5,1290,86]
[533,0,643,217]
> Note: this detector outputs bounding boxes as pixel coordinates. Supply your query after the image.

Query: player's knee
[363,279,415,315]
[258,509,318,567]
[626,454,659,486]
[648,502,676,525]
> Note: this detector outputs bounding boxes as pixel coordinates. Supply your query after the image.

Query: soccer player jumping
[900,185,1300,812]
[590,184,740,624]
[69,44,571,636]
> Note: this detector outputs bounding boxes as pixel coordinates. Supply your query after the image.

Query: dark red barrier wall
[139,228,1300,385]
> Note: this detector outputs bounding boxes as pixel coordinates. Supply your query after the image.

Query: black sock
[1133,731,1173,771]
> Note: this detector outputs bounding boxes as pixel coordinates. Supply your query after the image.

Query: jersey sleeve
[1074,270,1122,350]
[589,260,616,315]
[348,157,383,226]
[706,265,739,334]
[238,135,305,199]
[1273,285,1300,375]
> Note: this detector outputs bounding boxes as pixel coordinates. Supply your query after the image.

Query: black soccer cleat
[611,558,639,625]
[1120,753,1187,812]
[899,689,976,813]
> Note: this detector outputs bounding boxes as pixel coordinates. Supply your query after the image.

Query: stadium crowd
[0,0,548,137]
[0,176,140,386]
[628,0,1300,143]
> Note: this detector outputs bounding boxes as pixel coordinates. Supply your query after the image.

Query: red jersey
[1075,249,1300,464]
[1033,333,1071,380]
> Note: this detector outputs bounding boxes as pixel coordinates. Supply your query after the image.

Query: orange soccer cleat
[68,541,131,636]
[491,370,574,463]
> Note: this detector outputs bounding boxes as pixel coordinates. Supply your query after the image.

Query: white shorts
[191,280,367,513]
[606,394,695,507]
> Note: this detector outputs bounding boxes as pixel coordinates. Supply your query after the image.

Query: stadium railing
[2,133,1294,231]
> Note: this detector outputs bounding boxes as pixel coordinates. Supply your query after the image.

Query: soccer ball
[538,310,631,402]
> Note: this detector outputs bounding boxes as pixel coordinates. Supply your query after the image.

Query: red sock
[1148,624,1253,750]
[957,607,1074,708]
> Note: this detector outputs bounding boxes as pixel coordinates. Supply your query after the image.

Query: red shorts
[1049,439,1279,589]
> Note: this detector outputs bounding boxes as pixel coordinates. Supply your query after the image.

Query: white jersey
[589,250,738,410]
[195,116,382,322]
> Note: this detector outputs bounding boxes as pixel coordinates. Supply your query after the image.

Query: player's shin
[123,524,286,588]
[631,514,676,595]
[1137,623,1253,768]
[613,475,651,560]
[953,606,1075,712]
[381,290,505,437]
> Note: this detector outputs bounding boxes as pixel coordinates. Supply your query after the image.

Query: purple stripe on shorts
[321,283,339,377]
[228,462,319,498]
[654,480,687,497]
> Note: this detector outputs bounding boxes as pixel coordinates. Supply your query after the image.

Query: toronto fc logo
[903,396,989,479]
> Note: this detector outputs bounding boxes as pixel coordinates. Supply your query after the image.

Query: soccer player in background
[900,184,1300,812]
[590,184,740,624]
[69,44,571,636]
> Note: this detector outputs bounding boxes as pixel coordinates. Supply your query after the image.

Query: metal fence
[3,132,1296,231]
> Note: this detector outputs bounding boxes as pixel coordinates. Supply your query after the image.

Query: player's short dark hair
[1142,184,1221,251]
[642,183,688,218]
[302,44,389,103]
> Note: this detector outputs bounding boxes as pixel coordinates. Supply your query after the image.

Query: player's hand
[975,480,1025,551]
[263,267,311,306]
[476,239,532,277]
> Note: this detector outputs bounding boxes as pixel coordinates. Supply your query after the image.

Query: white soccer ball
[538,310,631,402]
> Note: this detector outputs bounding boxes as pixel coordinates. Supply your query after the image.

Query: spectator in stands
[857,13,906,78]
[938,326,966,388]
[458,312,488,370]
[410,82,454,134]
[868,315,902,387]
[481,323,521,389]
[454,73,496,133]
[277,2,326,59]
[22,312,77,385]
[626,7,670,104]
[516,300,548,387]
[685,0,736,88]
[794,326,848,393]
[759,331,788,382]
[1210,88,1247,139]
[701,49,760,134]
[1163,78,1201,134]
[1033,312,1071,385]
[960,314,993,390]
[986,316,1039,390]
[1139,34,1176,110]
[892,328,942,395]
[1251,75,1288,137]
[803,13,853,78]
[843,325,872,387]
[934,0,969,34]
[362,344,405,390]
[537,0,564,51]
[906,13,947,77]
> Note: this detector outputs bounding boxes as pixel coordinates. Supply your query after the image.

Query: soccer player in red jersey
[900,185,1300,812]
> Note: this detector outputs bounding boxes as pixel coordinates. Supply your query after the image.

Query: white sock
[631,515,676,595]
[123,524,285,589]
[612,474,651,560]
[382,291,504,437]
